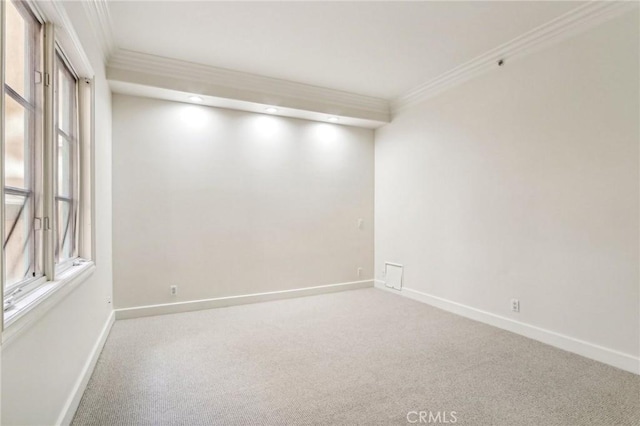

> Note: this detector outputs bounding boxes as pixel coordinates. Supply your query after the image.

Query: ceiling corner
[390,0,639,113]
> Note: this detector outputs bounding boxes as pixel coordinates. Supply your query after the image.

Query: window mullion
[1,0,6,331]
[42,22,55,281]
[4,86,35,112]
[78,78,92,261]
[71,80,79,259]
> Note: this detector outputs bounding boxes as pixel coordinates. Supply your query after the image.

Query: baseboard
[57,310,115,426]
[115,280,374,320]
[374,280,639,375]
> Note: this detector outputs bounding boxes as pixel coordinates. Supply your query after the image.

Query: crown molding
[391,0,639,113]
[89,0,635,123]
[108,49,389,115]
[78,0,389,123]
[107,49,390,124]
[82,0,116,62]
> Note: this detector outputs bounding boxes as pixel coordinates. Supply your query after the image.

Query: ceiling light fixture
[327,116,339,122]
[265,107,279,113]
[189,96,203,103]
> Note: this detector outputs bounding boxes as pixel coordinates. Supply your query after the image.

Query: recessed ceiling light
[265,107,278,113]
[189,96,203,103]
[327,116,339,122]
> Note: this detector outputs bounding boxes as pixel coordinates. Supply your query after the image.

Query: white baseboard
[57,310,115,426]
[374,280,639,375]
[115,280,374,320]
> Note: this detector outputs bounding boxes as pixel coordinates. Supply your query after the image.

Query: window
[54,52,79,267]
[3,0,44,305]
[2,0,94,324]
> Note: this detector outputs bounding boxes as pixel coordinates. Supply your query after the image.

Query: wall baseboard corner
[373,280,639,375]
[57,310,116,426]
[115,280,374,320]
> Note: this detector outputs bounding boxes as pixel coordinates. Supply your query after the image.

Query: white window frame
[1,0,96,335]
[53,48,81,272]
[2,0,46,312]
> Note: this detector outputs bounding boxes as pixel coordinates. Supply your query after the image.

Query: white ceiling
[108,1,583,100]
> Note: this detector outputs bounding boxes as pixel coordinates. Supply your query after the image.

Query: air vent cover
[384,262,403,291]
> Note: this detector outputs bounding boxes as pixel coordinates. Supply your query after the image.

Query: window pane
[56,199,75,262]
[5,0,26,97]
[57,66,73,135]
[54,54,78,264]
[3,0,42,300]
[4,193,34,287]
[57,135,72,197]
[4,95,27,188]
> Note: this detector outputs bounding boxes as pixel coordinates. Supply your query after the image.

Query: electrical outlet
[510,298,520,313]
[357,218,364,230]
[357,267,363,278]
[170,285,178,296]
[107,297,112,305]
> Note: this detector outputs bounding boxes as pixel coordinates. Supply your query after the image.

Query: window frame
[2,0,46,307]
[1,0,96,331]
[53,48,80,272]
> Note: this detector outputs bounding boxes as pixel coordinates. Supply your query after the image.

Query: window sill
[2,261,96,347]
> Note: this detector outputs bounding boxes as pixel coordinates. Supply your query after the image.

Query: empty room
[1,1,639,425]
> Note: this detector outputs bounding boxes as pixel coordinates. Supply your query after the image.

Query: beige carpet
[72,288,640,425]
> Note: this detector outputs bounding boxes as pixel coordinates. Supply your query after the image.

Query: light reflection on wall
[313,123,339,145]
[179,104,209,130]
[304,122,348,173]
[244,114,290,171]
[251,114,282,140]
[172,104,353,175]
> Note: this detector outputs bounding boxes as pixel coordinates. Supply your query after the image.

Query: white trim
[82,0,389,126]
[2,263,96,346]
[391,1,639,112]
[108,49,388,115]
[373,281,640,375]
[56,310,115,426]
[91,0,638,125]
[78,0,637,121]
[81,0,116,62]
[109,80,387,129]
[116,280,374,320]
[106,50,390,126]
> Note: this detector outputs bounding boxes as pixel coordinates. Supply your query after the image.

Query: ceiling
[107,1,583,100]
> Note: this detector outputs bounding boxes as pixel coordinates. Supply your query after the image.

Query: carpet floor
[72,288,640,425]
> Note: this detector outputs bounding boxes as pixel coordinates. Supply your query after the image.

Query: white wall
[112,95,374,309]
[1,2,113,424]
[375,11,639,363]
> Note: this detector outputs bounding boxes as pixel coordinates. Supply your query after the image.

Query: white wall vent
[384,262,403,291]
